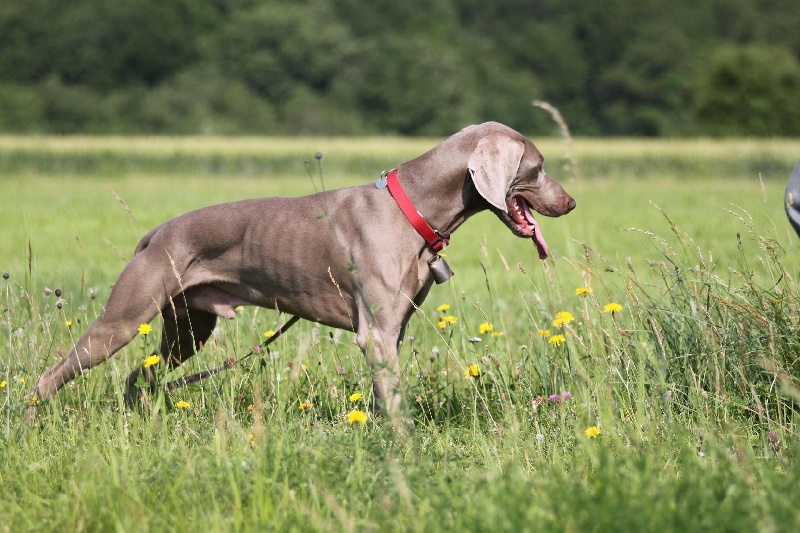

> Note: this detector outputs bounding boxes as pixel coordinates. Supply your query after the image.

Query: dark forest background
[1,0,799,136]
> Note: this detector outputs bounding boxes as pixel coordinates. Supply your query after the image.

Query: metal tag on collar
[375,170,389,189]
[431,229,449,252]
[429,254,454,284]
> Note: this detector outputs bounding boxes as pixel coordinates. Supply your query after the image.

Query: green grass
[2,136,800,531]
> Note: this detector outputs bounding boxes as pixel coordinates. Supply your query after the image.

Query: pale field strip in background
[0,135,797,160]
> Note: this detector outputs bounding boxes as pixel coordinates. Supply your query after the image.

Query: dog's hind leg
[124,301,217,403]
[34,248,184,400]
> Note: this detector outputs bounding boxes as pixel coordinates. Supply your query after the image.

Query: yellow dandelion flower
[538,329,551,338]
[143,354,160,368]
[138,323,152,336]
[248,433,255,441]
[603,303,623,314]
[548,334,566,347]
[65,320,73,328]
[438,320,447,329]
[479,322,494,335]
[264,330,276,338]
[235,306,244,313]
[299,400,313,410]
[175,401,190,408]
[575,286,593,296]
[18,377,25,384]
[0,380,6,389]
[349,392,363,402]
[442,315,458,324]
[552,311,575,328]
[347,410,368,424]
[436,304,450,313]
[29,394,38,405]
[464,364,480,378]
[584,426,602,438]
[491,331,504,338]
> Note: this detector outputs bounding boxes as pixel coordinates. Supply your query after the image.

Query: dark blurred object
[784,161,800,237]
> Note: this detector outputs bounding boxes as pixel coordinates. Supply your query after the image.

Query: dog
[784,160,800,238]
[33,122,575,429]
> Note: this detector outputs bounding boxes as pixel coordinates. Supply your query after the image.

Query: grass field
[2,135,800,531]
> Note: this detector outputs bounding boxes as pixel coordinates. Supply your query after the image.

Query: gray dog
[33,122,575,427]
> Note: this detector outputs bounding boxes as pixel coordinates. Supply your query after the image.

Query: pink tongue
[522,207,549,260]
[532,225,550,260]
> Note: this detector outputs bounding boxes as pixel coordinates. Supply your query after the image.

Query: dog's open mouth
[508,194,550,260]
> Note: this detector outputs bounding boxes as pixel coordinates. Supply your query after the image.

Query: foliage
[694,45,800,136]
[1,0,799,135]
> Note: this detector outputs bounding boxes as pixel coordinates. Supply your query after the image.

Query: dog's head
[468,128,575,260]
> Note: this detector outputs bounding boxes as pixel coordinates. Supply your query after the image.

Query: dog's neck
[395,163,487,241]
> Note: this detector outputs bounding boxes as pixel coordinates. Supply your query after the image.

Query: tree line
[1,0,798,136]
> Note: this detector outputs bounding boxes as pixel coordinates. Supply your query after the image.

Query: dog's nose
[566,197,576,211]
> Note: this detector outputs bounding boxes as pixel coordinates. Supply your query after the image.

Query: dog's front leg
[355,310,409,434]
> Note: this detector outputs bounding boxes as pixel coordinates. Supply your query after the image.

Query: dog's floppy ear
[468,134,525,213]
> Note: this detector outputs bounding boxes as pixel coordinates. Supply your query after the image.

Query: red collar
[384,169,449,252]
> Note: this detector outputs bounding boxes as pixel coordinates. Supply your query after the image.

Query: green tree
[341,35,479,135]
[1,0,800,136]
[0,84,43,133]
[694,45,800,136]
[209,2,355,103]
[0,0,56,84]
[0,0,218,90]
[134,66,279,134]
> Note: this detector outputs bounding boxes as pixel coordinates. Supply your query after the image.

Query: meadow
[1,135,800,531]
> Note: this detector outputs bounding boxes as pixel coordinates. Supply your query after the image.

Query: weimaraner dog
[784,160,800,238]
[33,122,575,427]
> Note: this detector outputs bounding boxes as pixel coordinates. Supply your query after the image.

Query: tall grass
[1,137,800,531]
